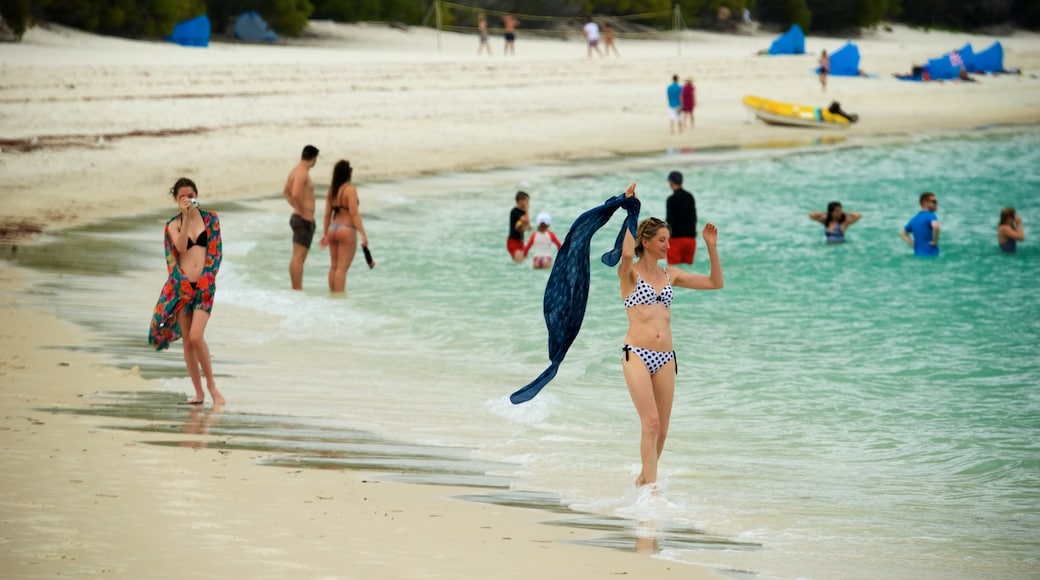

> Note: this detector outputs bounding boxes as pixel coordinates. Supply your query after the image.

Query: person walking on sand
[681,77,696,128]
[508,191,531,262]
[667,75,683,134]
[603,23,620,56]
[523,212,562,269]
[503,13,519,56]
[149,178,225,407]
[809,201,862,243]
[319,160,370,293]
[901,192,940,257]
[584,17,602,58]
[284,145,319,290]
[665,171,697,265]
[819,49,830,91]
[477,13,492,56]
[997,207,1024,253]
[616,183,723,489]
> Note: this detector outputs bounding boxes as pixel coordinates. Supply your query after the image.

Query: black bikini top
[186,229,209,250]
[179,213,209,250]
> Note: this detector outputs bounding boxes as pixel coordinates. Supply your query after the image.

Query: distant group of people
[809,192,1025,256]
[478,13,621,58]
[666,75,697,134]
[476,13,519,56]
[583,18,620,58]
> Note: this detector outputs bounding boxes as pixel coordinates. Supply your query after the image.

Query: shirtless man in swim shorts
[284,144,319,290]
[503,13,519,56]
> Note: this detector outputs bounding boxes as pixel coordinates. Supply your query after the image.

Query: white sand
[1,20,1039,578]
[1,22,1038,233]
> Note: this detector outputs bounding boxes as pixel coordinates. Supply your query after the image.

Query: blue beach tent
[925,55,959,80]
[828,41,860,76]
[234,11,278,43]
[768,24,805,55]
[167,14,210,47]
[972,41,1004,73]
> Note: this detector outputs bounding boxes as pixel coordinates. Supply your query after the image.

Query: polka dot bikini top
[623,269,673,308]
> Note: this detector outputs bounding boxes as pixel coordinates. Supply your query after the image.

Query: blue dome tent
[167,14,210,47]
[972,41,1004,73]
[828,42,860,76]
[768,24,805,55]
[234,11,278,43]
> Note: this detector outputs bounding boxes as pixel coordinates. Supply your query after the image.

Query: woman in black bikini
[617,183,723,489]
[149,177,225,406]
[320,160,370,294]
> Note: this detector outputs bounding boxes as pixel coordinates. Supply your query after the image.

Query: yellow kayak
[742,95,854,129]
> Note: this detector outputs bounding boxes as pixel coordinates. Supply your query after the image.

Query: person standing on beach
[901,192,940,257]
[149,177,225,407]
[508,191,531,262]
[665,171,697,265]
[997,207,1024,253]
[809,201,862,243]
[603,23,620,56]
[667,75,683,134]
[477,13,492,55]
[584,17,602,58]
[503,13,519,56]
[681,77,696,128]
[616,183,723,489]
[284,145,319,290]
[819,49,830,91]
[319,160,370,293]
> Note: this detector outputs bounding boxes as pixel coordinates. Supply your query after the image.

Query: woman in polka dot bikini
[617,182,724,489]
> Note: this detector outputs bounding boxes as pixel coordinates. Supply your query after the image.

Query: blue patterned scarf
[510,193,640,404]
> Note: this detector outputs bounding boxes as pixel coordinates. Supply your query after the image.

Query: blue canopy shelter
[768,24,805,55]
[234,11,278,43]
[828,41,860,76]
[972,41,1004,73]
[167,14,210,47]
[925,55,960,80]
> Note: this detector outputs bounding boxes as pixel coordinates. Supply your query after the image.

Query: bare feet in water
[209,386,225,406]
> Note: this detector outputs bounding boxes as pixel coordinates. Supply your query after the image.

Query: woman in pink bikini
[616,183,723,489]
[320,160,370,294]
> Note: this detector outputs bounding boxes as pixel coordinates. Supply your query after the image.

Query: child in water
[523,212,562,269]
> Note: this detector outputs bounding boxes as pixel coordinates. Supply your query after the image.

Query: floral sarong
[148,210,222,351]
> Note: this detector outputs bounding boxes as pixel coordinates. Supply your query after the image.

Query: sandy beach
[2,19,1040,578]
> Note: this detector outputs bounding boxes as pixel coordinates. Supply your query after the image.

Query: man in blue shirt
[666,74,683,134]
[901,192,940,257]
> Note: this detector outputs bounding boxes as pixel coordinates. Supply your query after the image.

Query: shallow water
[13,128,1040,579]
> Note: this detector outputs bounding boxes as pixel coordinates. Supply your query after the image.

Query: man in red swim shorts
[507,190,530,262]
[665,171,697,265]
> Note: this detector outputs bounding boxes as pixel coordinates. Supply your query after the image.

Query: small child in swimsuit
[523,212,562,269]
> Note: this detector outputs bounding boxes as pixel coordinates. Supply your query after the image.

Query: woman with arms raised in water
[809,201,861,243]
[617,182,723,489]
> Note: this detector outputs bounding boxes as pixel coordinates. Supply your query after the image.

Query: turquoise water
[16,129,1040,579]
